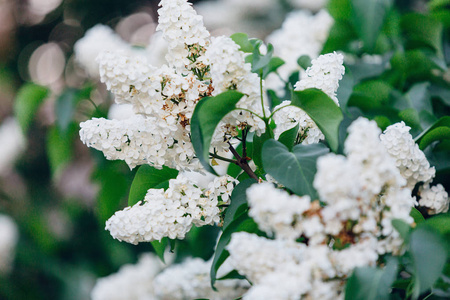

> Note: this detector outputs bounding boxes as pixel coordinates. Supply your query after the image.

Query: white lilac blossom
[91,253,164,300]
[154,258,248,300]
[205,35,267,150]
[105,174,237,244]
[380,121,436,189]
[272,52,345,143]
[418,184,449,215]
[157,0,210,71]
[266,9,334,93]
[74,25,136,78]
[247,182,312,240]
[0,214,19,273]
[0,118,26,175]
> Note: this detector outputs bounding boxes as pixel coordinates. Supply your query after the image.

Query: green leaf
[414,116,450,143]
[266,57,285,76]
[223,179,257,230]
[210,214,258,289]
[423,214,450,236]
[297,55,311,70]
[191,90,245,173]
[277,124,299,151]
[217,270,246,281]
[251,43,275,78]
[350,0,393,52]
[401,13,443,56]
[292,89,344,152]
[418,126,450,150]
[252,127,273,170]
[128,165,178,206]
[262,140,329,198]
[56,85,93,133]
[230,33,254,53]
[392,219,412,244]
[46,125,75,178]
[151,238,168,263]
[410,208,425,225]
[410,225,448,298]
[14,82,49,133]
[399,108,422,133]
[336,69,355,111]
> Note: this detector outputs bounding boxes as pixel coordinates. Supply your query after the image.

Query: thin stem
[260,76,267,120]
[237,107,265,122]
[242,127,248,159]
[209,152,238,164]
[228,142,259,181]
[268,104,291,120]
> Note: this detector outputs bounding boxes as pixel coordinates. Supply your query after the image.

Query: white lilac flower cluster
[79,0,269,171]
[266,9,334,93]
[0,214,19,273]
[272,52,345,144]
[105,174,237,244]
[154,257,249,300]
[91,253,164,300]
[380,122,449,214]
[227,118,416,299]
[91,253,248,300]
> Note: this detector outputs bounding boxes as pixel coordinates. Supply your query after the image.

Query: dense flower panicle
[247,182,312,239]
[79,116,199,171]
[0,118,27,175]
[74,25,136,78]
[91,253,164,300]
[294,52,345,104]
[266,10,333,92]
[157,0,210,70]
[418,184,449,215]
[227,232,305,284]
[0,215,19,273]
[154,258,248,300]
[272,52,344,144]
[380,122,435,189]
[205,35,266,149]
[105,174,237,244]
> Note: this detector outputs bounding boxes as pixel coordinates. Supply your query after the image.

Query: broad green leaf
[223,179,257,230]
[262,140,329,198]
[230,33,254,53]
[46,125,75,178]
[345,258,398,300]
[350,0,393,52]
[414,116,450,143]
[336,69,355,111]
[422,214,450,236]
[14,82,49,133]
[93,162,130,223]
[399,108,422,133]
[401,13,443,56]
[128,165,178,206]
[151,238,168,263]
[349,80,392,112]
[56,85,93,133]
[190,90,245,173]
[392,219,412,244]
[418,126,450,150]
[410,208,425,225]
[277,124,299,151]
[266,57,285,77]
[297,55,311,70]
[217,270,246,281]
[251,43,275,78]
[292,89,343,152]
[407,82,432,114]
[252,127,273,170]
[410,225,448,298]
[210,214,258,288]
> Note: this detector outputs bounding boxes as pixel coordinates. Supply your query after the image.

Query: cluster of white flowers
[91,253,164,300]
[227,118,419,299]
[0,214,19,273]
[419,184,449,215]
[106,174,237,244]
[0,118,27,176]
[272,52,345,143]
[157,0,210,71]
[266,9,334,93]
[380,122,436,189]
[154,257,248,300]
[92,253,248,300]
